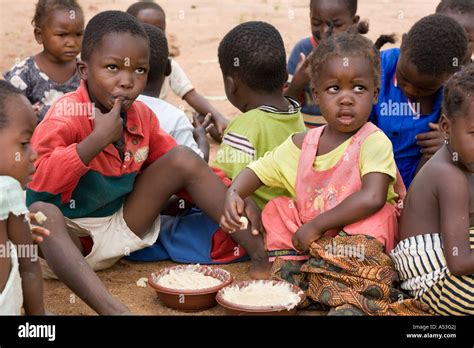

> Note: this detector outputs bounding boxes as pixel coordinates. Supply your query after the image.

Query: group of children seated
[0,0,472,316]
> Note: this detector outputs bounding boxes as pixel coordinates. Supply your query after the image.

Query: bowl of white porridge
[148,264,233,311]
[216,280,305,315]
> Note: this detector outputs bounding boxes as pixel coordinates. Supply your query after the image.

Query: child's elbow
[446,254,474,276]
[447,262,472,277]
[364,191,386,213]
[449,266,466,277]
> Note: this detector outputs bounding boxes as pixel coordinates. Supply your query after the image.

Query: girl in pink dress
[220,31,405,260]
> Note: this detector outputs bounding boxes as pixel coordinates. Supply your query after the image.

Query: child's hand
[92,98,123,146]
[416,122,444,158]
[32,102,43,117]
[291,53,311,88]
[243,197,264,238]
[212,114,229,141]
[292,221,322,253]
[220,189,247,232]
[220,194,264,239]
[27,213,50,244]
[192,112,213,140]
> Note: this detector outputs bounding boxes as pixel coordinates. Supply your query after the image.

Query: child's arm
[183,89,229,142]
[3,60,32,101]
[416,122,444,159]
[284,53,311,101]
[414,155,429,176]
[76,99,124,165]
[7,214,45,315]
[192,113,212,162]
[220,168,264,232]
[294,172,391,252]
[29,99,124,204]
[437,166,474,276]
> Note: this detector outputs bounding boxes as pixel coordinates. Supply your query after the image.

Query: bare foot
[249,256,272,280]
[117,310,133,315]
[113,305,131,316]
[101,302,131,315]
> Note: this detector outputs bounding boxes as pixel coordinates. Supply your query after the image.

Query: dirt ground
[0,0,439,315]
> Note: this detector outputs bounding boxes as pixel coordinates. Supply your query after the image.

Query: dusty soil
[0,0,439,315]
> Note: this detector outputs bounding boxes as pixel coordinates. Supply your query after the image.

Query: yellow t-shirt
[247,130,398,204]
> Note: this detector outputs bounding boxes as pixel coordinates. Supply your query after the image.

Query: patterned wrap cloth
[272,232,431,316]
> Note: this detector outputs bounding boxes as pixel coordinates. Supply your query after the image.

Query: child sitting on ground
[128,21,304,271]
[221,30,404,258]
[0,80,52,315]
[436,0,474,62]
[127,1,229,142]
[220,32,428,315]
[137,24,210,161]
[3,0,84,122]
[26,11,266,315]
[285,0,372,127]
[214,21,306,209]
[391,64,474,315]
[370,14,468,187]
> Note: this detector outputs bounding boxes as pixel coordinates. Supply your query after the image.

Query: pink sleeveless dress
[262,122,406,260]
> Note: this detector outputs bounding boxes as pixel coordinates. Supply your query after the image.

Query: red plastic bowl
[216,280,306,316]
[148,265,233,312]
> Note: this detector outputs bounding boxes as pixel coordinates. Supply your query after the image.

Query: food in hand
[34,211,47,224]
[239,216,248,229]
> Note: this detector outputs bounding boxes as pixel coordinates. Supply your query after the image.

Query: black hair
[309,1,372,42]
[81,11,149,62]
[310,0,357,16]
[126,1,165,17]
[401,14,468,76]
[309,28,395,90]
[0,80,24,129]
[218,21,287,93]
[436,0,474,14]
[443,63,474,119]
[142,23,169,84]
[32,0,83,28]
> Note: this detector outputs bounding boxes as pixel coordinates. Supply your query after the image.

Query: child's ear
[165,59,172,77]
[400,33,407,48]
[373,87,380,104]
[312,87,319,104]
[353,15,360,25]
[439,113,451,140]
[77,61,88,80]
[224,75,238,95]
[34,27,43,45]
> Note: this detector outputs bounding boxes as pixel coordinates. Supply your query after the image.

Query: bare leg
[230,229,271,279]
[123,146,227,235]
[29,202,129,315]
[123,146,270,278]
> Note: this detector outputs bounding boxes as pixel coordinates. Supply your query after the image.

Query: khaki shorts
[0,243,23,315]
[40,206,160,279]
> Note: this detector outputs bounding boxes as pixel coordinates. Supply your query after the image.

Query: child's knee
[169,145,204,173]
[28,202,63,221]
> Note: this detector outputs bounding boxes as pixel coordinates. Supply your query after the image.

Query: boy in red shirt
[26,11,262,315]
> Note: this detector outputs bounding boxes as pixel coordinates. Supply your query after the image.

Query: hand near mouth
[77,98,126,165]
[92,98,124,147]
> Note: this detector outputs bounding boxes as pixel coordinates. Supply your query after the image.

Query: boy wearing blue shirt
[371,14,468,187]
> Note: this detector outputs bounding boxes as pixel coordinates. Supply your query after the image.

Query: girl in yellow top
[220,31,405,259]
